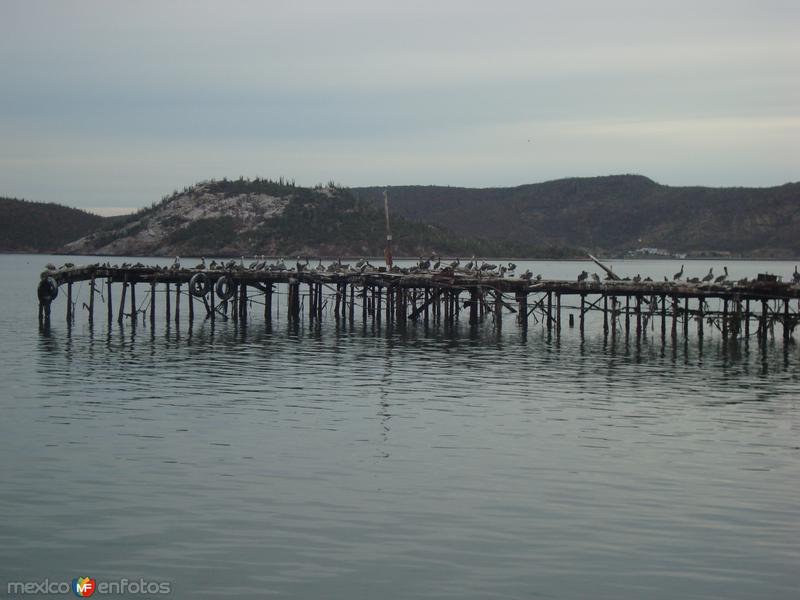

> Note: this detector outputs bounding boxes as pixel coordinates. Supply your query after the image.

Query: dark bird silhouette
[673,265,684,280]
[591,273,601,283]
[577,270,588,282]
[702,267,714,283]
[714,266,728,284]
[793,265,800,283]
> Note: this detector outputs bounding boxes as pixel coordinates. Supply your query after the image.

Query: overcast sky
[1,0,797,214]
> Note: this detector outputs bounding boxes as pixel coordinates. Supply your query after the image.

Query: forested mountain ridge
[354,175,800,257]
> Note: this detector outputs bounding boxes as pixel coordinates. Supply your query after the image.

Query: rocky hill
[0,197,103,252]
[62,178,557,257]
[354,175,800,257]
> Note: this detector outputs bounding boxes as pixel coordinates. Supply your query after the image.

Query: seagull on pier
[701,267,714,283]
[577,270,588,282]
[673,265,684,280]
[714,266,728,284]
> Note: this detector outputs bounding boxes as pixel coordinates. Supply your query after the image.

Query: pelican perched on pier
[315,259,325,272]
[673,265,684,280]
[171,256,180,270]
[449,258,460,270]
[45,263,56,271]
[793,265,800,283]
[463,257,476,272]
[702,267,714,282]
[506,262,516,275]
[296,256,309,272]
[577,270,588,282]
[194,257,206,270]
[224,258,236,270]
[591,273,601,283]
[714,266,728,284]
[432,257,441,271]
[520,269,533,281]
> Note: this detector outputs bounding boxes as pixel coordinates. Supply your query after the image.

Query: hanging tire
[189,272,210,297]
[215,274,235,301]
[37,277,59,304]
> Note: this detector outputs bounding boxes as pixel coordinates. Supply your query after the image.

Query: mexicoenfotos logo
[6,576,171,596]
[72,577,96,597]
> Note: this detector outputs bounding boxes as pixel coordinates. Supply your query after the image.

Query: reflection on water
[1,255,800,599]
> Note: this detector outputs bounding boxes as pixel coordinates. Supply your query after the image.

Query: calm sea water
[1,254,799,599]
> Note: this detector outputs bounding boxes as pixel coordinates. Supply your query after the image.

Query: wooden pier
[36,263,800,342]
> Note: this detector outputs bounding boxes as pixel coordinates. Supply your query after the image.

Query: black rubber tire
[215,275,235,301]
[189,272,210,297]
[37,277,59,304]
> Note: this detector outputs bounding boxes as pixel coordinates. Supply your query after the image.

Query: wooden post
[784,298,791,341]
[130,282,137,324]
[556,292,561,335]
[580,294,585,334]
[660,294,666,338]
[165,283,171,323]
[517,292,528,327]
[635,295,642,337]
[150,281,156,326]
[189,287,194,322]
[722,299,728,339]
[107,278,113,325]
[683,297,689,337]
[671,296,678,337]
[494,290,502,326]
[89,277,95,324]
[350,284,355,321]
[760,299,768,340]
[625,295,630,336]
[744,299,750,337]
[117,278,127,325]
[546,291,552,332]
[174,283,181,322]
[239,282,246,322]
[265,284,272,322]
[603,294,608,335]
[697,298,704,337]
[66,282,73,324]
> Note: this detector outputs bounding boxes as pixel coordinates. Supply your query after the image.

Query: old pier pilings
[36,264,800,344]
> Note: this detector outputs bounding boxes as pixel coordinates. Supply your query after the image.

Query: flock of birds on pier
[43,259,800,286]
